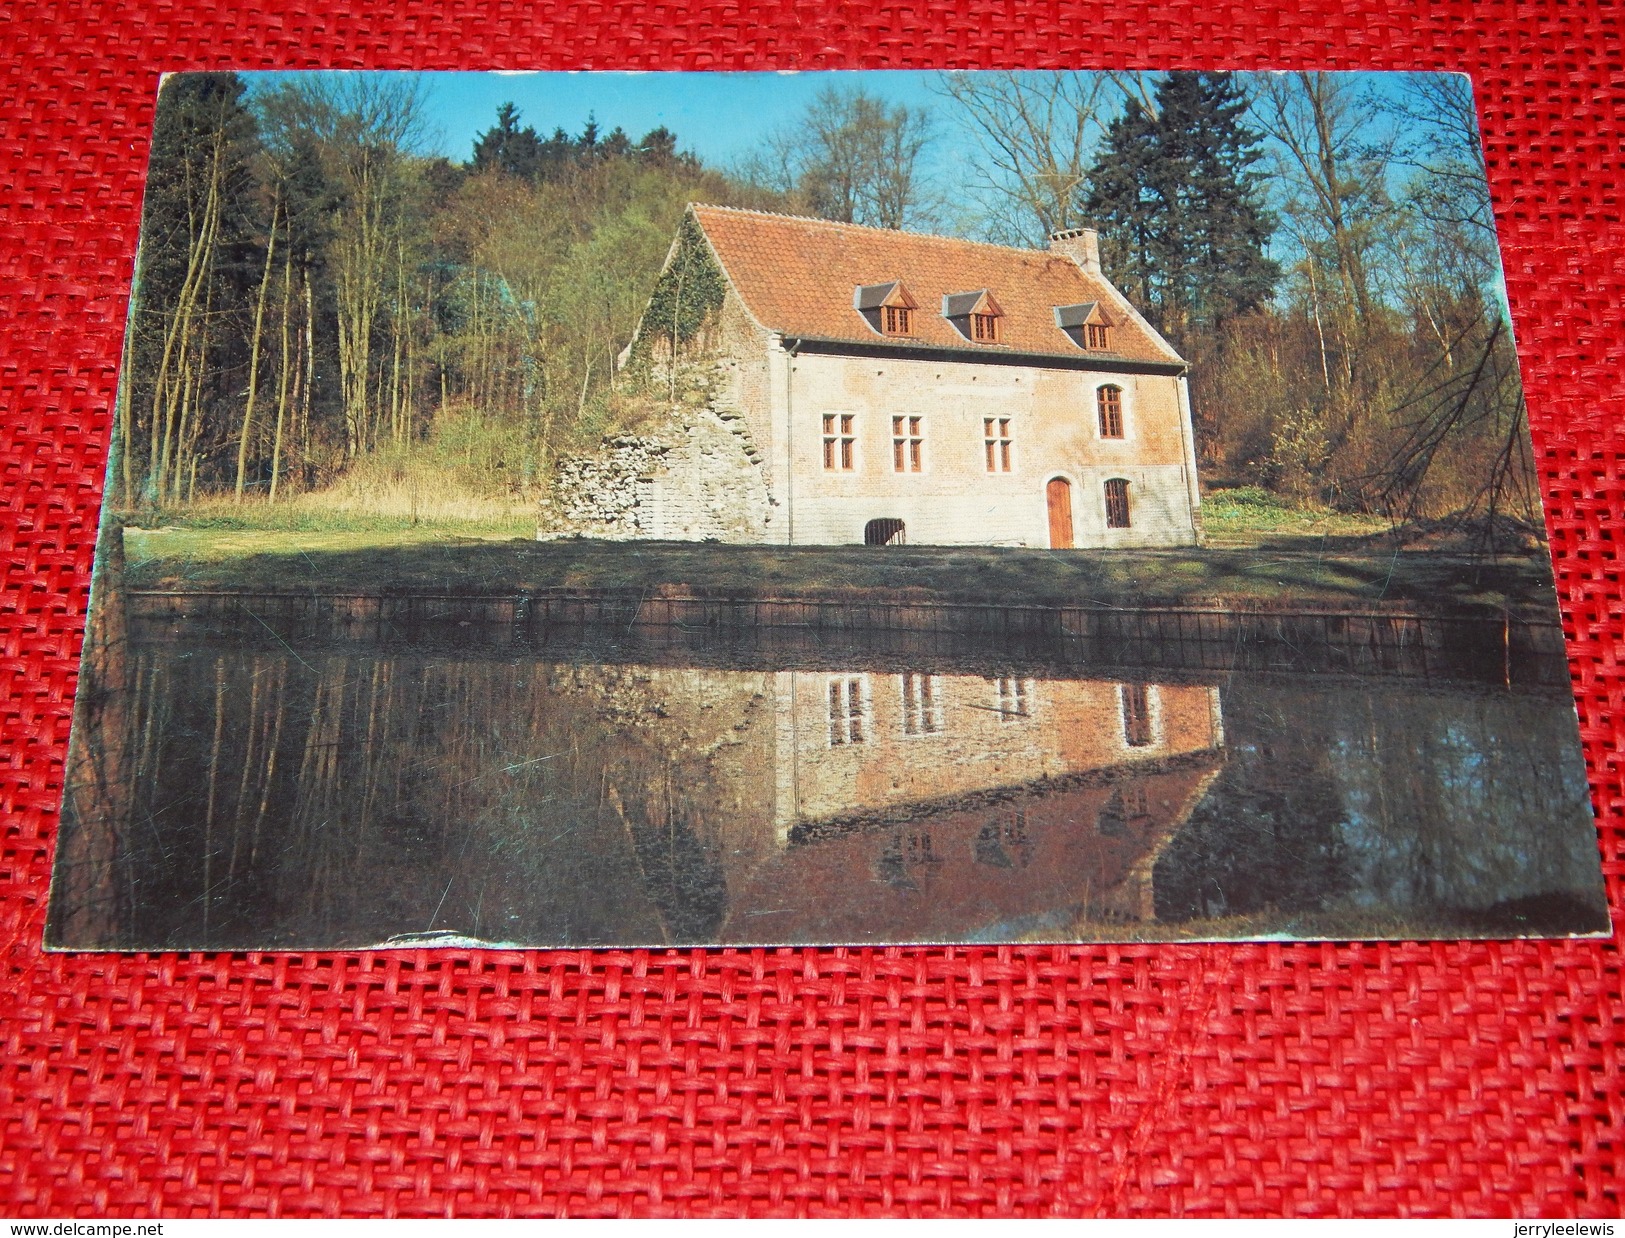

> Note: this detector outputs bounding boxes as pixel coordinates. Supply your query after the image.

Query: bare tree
[257,74,426,460]
[934,70,1153,243]
[1386,72,1496,243]
[1365,74,1538,534]
[1251,72,1392,326]
[233,195,279,500]
[143,128,223,506]
[744,84,934,229]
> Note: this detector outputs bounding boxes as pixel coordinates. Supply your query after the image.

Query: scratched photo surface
[46,69,1609,949]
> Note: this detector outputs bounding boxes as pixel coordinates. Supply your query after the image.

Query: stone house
[555,204,1202,547]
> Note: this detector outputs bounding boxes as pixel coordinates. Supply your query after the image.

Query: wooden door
[1046,477,1073,548]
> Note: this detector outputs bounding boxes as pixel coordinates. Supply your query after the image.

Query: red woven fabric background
[2,0,1623,1217]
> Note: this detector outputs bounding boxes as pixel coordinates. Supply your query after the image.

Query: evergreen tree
[473,108,684,184]
[471,102,545,180]
[635,126,679,167]
[1084,71,1279,339]
[1079,96,1161,311]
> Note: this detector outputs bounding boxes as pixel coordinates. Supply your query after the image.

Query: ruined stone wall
[709,289,777,491]
[549,276,781,544]
[544,436,671,538]
[647,406,776,541]
[541,401,776,543]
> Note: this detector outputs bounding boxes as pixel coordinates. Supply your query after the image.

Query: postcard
[46,69,1609,949]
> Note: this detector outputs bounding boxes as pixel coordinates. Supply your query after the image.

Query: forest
[114,70,1534,532]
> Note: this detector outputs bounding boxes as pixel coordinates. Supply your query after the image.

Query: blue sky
[246,69,947,170]
[237,69,1449,173]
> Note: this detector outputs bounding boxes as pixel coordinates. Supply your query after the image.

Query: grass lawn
[118,503,1560,619]
[1199,486,1396,546]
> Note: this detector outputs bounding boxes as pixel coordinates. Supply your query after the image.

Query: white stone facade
[757,348,1201,549]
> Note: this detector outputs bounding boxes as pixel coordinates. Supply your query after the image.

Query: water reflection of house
[767,672,1222,838]
[711,672,1225,942]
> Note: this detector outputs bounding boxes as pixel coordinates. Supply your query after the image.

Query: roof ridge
[688,202,1064,260]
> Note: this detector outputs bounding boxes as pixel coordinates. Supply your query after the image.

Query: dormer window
[944,290,1004,344]
[854,281,918,337]
[1055,302,1114,351]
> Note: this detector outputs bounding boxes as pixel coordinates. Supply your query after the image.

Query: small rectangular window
[891,415,924,472]
[1104,477,1131,529]
[1086,323,1110,350]
[991,676,1031,722]
[983,417,1012,472]
[1121,683,1153,746]
[882,305,913,336]
[828,676,867,745]
[971,312,1000,342]
[822,413,856,471]
[900,673,943,735]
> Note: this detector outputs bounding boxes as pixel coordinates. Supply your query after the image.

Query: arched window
[1104,478,1131,529]
[1097,385,1124,438]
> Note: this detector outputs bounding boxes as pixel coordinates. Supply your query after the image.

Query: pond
[47,605,1608,948]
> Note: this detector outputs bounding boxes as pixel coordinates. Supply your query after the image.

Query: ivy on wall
[639,212,728,350]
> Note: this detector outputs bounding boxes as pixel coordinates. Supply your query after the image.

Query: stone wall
[541,400,776,543]
[779,351,1202,548]
[544,437,671,538]
[709,289,777,491]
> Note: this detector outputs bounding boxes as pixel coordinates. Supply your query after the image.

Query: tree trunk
[235,199,280,501]
[146,129,224,505]
[269,242,295,502]
[300,267,315,488]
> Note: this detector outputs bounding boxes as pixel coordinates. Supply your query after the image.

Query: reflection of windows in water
[1097,785,1153,838]
[900,673,943,735]
[990,676,1032,721]
[877,827,941,890]
[1121,683,1153,746]
[827,676,868,745]
[975,808,1033,869]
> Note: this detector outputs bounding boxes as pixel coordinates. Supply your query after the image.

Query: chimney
[1050,227,1101,275]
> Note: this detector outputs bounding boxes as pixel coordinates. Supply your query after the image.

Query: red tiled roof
[690,204,1185,367]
